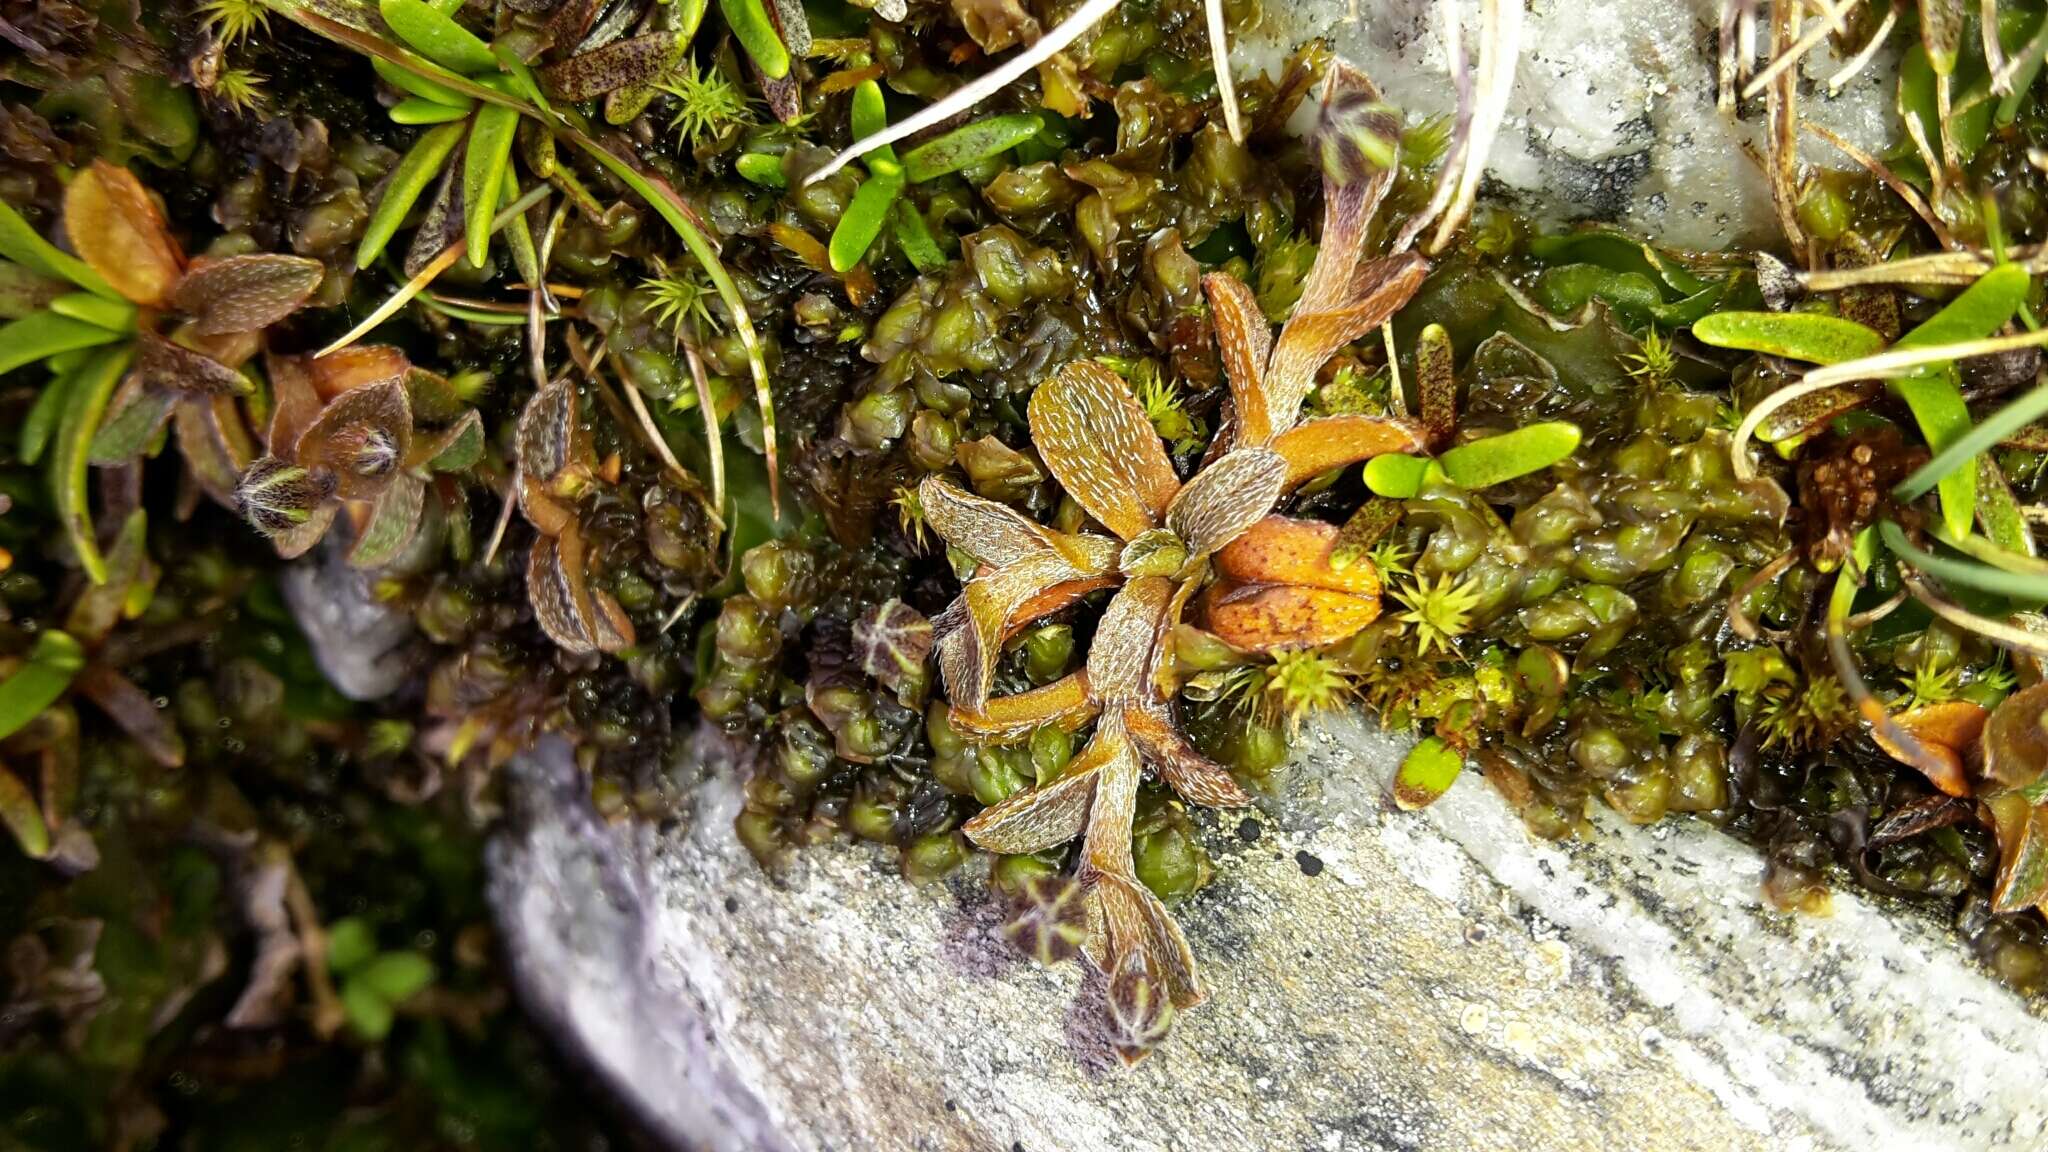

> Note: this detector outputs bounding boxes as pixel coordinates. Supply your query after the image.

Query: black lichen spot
[724,895,739,913]
[1296,851,1324,877]
[1237,817,1262,843]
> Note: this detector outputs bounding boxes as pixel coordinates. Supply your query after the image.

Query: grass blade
[0,197,116,299]
[1882,519,2048,601]
[0,630,85,742]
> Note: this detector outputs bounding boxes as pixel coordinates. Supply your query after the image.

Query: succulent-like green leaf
[379,0,500,74]
[390,96,475,124]
[1691,311,1887,364]
[357,951,435,1002]
[19,364,75,464]
[901,114,1043,183]
[0,629,85,743]
[719,0,791,79]
[0,311,124,377]
[1394,735,1464,810]
[1362,453,1432,499]
[892,201,945,272]
[0,196,115,299]
[46,293,135,333]
[1438,422,1581,489]
[735,152,787,188]
[0,767,50,860]
[828,168,904,272]
[462,104,520,268]
[87,390,176,465]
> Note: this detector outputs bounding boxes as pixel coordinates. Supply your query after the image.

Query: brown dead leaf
[64,160,183,307]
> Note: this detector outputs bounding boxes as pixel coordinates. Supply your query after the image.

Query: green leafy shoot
[199,0,271,45]
[1392,572,1484,657]
[640,259,722,344]
[658,57,755,149]
[1622,325,1678,383]
[210,68,269,114]
[1131,361,1203,454]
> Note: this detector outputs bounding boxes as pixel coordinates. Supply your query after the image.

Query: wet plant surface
[9,0,2048,1141]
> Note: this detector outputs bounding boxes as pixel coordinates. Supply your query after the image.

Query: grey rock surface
[491,713,2048,1152]
[1252,0,1898,250]
[281,535,415,701]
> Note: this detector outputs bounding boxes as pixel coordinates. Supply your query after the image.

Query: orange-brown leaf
[948,671,1098,741]
[265,353,323,456]
[962,768,1098,854]
[1200,581,1382,652]
[1027,359,1178,541]
[1086,577,1174,704]
[1271,413,1426,490]
[311,345,411,400]
[1214,516,1382,597]
[921,475,1118,573]
[296,379,411,501]
[1090,870,1205,1010]
[1125,704,1251,808]
[1165,446,1285,558]
[1202,271,1273,445]
[1873,700,1988,797]
[64,160,183,306]
[173,253,325,336]
[1984,682,2048,791]
[1264,252,1428,429]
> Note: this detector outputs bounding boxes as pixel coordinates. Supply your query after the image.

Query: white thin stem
[1205,0,1243,143]
[620,366,692,486]
[1428,0,1521,253]
[803,0,1122,186]
[1395,0,1471,252]
[482,470,518,568]
[1382,322,1407,417]
[682,336,726,519]
[1984,0,2011,95]
[1743,0,1859,99]
[1802,328,2048,388]
[1827,6,1896,93]
[1902,570,2048,657]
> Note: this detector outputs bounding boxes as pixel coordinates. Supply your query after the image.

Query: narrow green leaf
[1394,736,1464,810]
[1888,267,2029,540]
[829,170,905,272]
[1363,453,1432,499]
[0,311,124,377]
[0,630,86,742]
[1690,311,1888,364]
[379,0,500,74]
[901,114,1043,183]
[359,121,466,269]
[46,292,135,333]
[1976,455,2037,559]
[0,196,116,299]
[499,175,543,294]
[851,79,896,164]
[373,55,475,105]
[358,951,435,1002]
[1439,422,1582,489]
[51,346,133,584]
[19,364,74,464]
[1899,378,2048,502]
[88,390,176,465]
[1896,263,2031,350]
[719,0,791,79]
[1998,12,2048,126]
[892,200,945,273]
[1882,519,2048,601]
[735,152,788,189]
[0,767,50,859]
[463,104,520,268]
[391,96,474,124]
